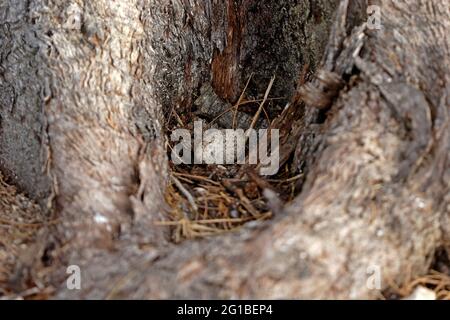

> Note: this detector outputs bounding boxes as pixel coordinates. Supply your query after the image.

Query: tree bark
[0,0,449,299]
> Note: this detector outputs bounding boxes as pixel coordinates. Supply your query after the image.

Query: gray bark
[0,0,448,299]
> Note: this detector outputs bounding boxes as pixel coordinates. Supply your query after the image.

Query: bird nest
[161,77,301,242]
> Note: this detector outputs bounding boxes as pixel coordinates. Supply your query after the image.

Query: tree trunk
[0,0,449,299]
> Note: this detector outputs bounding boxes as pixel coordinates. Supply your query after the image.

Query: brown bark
[0,0,448,299]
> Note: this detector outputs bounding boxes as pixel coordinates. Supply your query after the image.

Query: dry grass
[160,170,274,242]
[0,173,46,297]
[387,271,450,300]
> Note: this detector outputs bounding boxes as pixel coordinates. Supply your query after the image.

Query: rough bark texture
[0,0,449,299]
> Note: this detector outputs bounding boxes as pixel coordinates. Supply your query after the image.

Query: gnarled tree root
[0,0,448,299]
